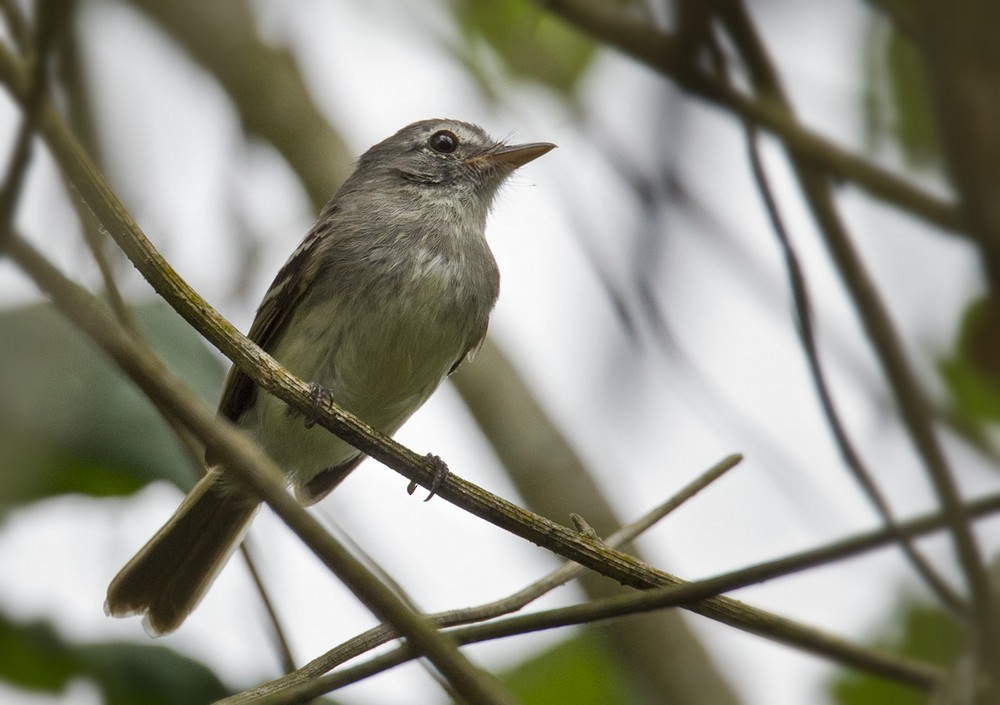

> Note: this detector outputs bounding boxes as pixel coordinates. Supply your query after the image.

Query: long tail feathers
[105,470,258,636]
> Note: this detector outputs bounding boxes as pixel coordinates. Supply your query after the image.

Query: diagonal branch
[2,232,522,705]
[744,128,962,610]
[12,218,948,704]
[540,0,967,236]
[0,41,962,687]
[239,483,1000,704]
[716,0,996,666]
[222,455,743,704]
[0,0,65,242]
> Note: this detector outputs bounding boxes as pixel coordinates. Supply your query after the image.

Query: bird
[105,118,554,635]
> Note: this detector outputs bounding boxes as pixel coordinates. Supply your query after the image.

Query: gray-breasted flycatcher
[105,119,554,635]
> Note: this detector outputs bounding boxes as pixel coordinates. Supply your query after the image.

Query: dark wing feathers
[448,319,489,376]
[216,223,330,425]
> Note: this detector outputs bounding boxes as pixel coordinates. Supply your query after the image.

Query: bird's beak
[465,142,556,169]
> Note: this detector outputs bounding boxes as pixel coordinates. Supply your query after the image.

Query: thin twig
[222,454,743,704]
[717,0,995,664]
[236,486,1000,704]
[743,129,962,610]
[0,0,62,242]
[3,232,522,705]
[240,537,296,675]
[540,0,966,236]
[702,17,957,606]
[1,85,952,697]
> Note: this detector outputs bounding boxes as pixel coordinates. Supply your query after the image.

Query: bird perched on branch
[105,118,554,635]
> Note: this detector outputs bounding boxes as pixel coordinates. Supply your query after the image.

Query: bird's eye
[429,130,459,154]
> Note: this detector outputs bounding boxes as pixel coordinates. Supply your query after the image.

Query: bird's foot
[287,382,334,429]
[407,453,450,502]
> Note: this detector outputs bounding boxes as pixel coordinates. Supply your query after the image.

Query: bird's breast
[322,234,498,398]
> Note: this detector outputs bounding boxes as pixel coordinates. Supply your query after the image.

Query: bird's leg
[407,453,450,502]
[304,382,335,428]
[287,382,335,429]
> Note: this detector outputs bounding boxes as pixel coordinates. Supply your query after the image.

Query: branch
[540,0,967,236]
[716,0,996,664]
[234,485,1000,704]
[2,232,521,705]
[126,0,352,211]
[452,338,741,703]
[248,560,946,705]
[916,0,1000,288]
[0,0,64,241]
[252,601,941,705]
[222,455,743,704]
[445,590,941,690]
[743,123,961,610]
[0,40,961,687]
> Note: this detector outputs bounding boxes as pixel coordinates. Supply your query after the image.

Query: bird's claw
[406,454,449,501]
[295,382,332,429]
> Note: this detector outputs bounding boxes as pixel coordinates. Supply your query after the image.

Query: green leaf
[829,600,962,705]
[862,20,941,167]
[493,631,644,705]
[0,611,229,705]
[450,0,596,97]
[939,297,1000,423]
[0,300,225,509]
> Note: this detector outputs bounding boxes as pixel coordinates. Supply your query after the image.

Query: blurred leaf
[885,30,939,165]
[0,300,225,509]
[489,631,644,705]
[450,0,596,97]
[939,297,1000,423]
[0,610,229,705]
[126,0,351,210]
[863,20,940,167]
[830,600,962,705]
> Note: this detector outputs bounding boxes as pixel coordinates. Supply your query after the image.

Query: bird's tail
[105,469,258,635]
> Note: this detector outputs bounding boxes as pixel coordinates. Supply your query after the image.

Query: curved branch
[0,40,962,688]
[541,0,967,235]
[230,486,1000,703]
[3,232,520,705]
[744,128,962,610]
[126,0,352,210]
[452,338,742,704]
[223,455,742,704]
[716,0,995,665]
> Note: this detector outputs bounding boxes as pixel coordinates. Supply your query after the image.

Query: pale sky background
[2,1,998,704]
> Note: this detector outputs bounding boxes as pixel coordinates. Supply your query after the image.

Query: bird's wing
[448,319,489,376]
[216,221,332,426]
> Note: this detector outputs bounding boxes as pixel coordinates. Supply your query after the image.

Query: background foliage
[1,0,999,704]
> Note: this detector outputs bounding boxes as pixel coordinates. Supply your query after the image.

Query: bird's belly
[240,297,469,484]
